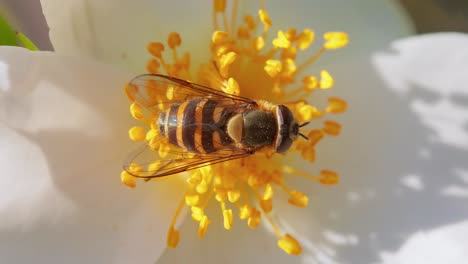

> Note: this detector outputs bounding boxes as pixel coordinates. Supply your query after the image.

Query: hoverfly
[124,74,309,179]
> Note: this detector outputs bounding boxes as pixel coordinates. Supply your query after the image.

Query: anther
[278,234,302,255]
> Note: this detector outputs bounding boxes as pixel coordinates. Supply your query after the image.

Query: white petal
[40,0,413,73]
[252,33,468,263]
[379,220,468,264]
[40,0,212,73]
[0,47,185,264]
[373,33,468,149]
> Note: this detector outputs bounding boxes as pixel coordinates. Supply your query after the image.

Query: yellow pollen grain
[247,208,261,228]
[191,206,205,222]
[128,126,146,141]
[258,9,272,29]
[198,215,210,238]
[239,204,250,219]
[146,59,160,74]
[260,198,273,213]
[145,128,159,141]
[167,226,180,248]
[223,209,233,229]
[323,32,349,50]
[196,179,209,194]
[319,70,334,89]
[278,234,302,255]
[130,103,145,121]
[323,120,341,136]
[120,171,136,188]
[302,75,318,91]
[308,129,324,146]
[185,193,200,206]
[212,30,229,45]
[326,97,347,113]
[124,83,138,102]
[168,32,182,49]
[297,29,315,50]
[219,51,237,78]
[288,190,309,208]
[158,143,171,158]
[244,15,256,30]
[223,77,240,95]
[297,103,322,121]
[320,170,339,185]
[237,26,250,40]
[283,58,297,75]
[147,42,165,58]
[254,36,265,51]
[285,28,297,40]
[273,30,291,48]
[264,59,282,78]
[166,85,175,100]
[281,45,297,60]
[263,184,273,200]
[228,190,241,203]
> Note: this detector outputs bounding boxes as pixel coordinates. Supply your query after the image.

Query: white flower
[6,1,467,264]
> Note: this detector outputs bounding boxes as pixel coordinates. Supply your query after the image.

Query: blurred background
[1,0,468,50]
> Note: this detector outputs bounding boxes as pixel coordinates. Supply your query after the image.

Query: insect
[124,74,309,179]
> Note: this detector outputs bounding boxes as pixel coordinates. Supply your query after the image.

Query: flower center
[121,0,348,256]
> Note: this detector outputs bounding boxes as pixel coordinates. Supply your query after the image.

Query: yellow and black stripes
[158,99,233,153]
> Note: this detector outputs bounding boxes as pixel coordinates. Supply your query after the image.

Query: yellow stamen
[146,59,160,74]
[323,120,341,136]
[326,97,347,113]
[120,171,136,188]
[128,126,146,141]
[302,75,318,91]
[308,129,324,146]
[168,32,182,49]
[323,32,349,50]
[297,29,315,50]
[258,9,272,31]
[272,31,291,48]
[124,83,138,102]
[167,226,180,248]
[228,189,241,203]
[147,42,165,58]
[212,30,229,45]
[167,195,186,248]
[130,103,145,121]
[198,215,210,238]
[264,59,282,78]
[223,208,233,229]
[288,190,309,208]
[185,193,200,206]
[319,170,339,185]
[278,234,302,255]
[319,70,334,89]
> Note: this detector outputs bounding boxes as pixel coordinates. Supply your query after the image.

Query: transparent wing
[124,74,256,178]
[127,74,255,113]
[124,142,253,178]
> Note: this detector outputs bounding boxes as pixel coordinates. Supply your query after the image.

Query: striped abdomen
[158,99,233,153]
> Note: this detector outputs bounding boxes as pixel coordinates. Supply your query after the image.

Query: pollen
[278,234,302,255]
[128,126,146,141]
[323,32,349,50]
[123,0,348,256]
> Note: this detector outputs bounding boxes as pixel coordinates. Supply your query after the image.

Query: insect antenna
[299,121,310,128]
[299,133,309,140]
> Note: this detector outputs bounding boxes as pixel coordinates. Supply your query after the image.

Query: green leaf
[17,32,39,51]
[0,15,18,46]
